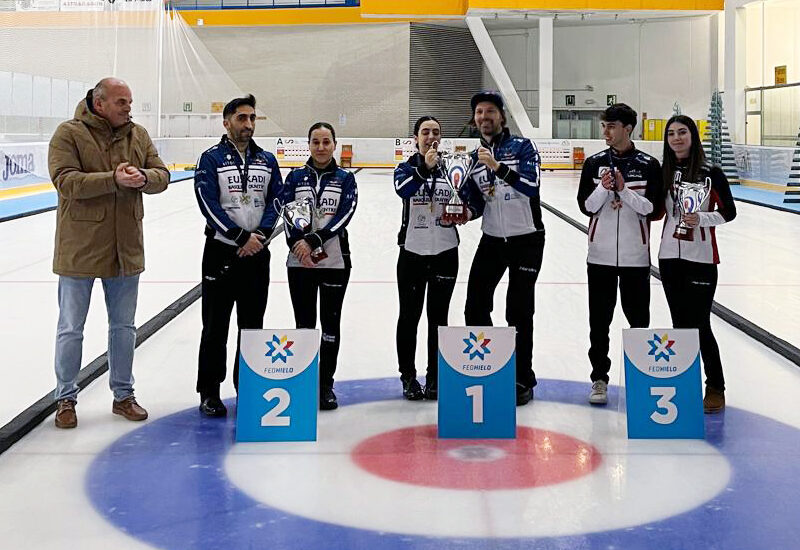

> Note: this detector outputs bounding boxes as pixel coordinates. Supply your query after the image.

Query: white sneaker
[589,380,608,405]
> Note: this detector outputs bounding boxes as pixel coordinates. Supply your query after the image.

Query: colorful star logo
[463,331,492,360]
[648,333,676,362]
[265,334,294,363]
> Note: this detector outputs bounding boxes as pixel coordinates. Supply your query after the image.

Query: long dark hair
[308,121,336,142]
[412,116,441,150]
[662,115,706,191]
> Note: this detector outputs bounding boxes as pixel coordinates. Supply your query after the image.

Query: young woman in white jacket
[654,115,737,414]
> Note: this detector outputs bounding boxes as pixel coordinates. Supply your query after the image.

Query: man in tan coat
[49,77,169,429]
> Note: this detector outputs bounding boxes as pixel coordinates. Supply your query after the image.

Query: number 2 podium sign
[438,327,516,439]
[623,328,704,439]
[236,329,320,442]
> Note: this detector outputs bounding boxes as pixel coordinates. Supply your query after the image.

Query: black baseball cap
[471,91,504,112]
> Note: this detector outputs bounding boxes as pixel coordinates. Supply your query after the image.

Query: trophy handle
[273,197,285,217]
[265,221,286,244]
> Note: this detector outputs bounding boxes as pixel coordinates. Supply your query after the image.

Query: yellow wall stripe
[0,183,53,200]
[740,179,791,192]
[360,0,467,16]
[1,0,723,29]
[468,0,722,10]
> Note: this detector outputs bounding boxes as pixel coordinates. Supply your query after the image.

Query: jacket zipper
[310,167,322,231]
[615,206,620,266]
[491,143,508,242]
[431,172,438,252]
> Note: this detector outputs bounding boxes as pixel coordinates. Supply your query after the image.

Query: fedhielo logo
[463,331,491,360]
[648,333,676,362]
[265,334,294,363]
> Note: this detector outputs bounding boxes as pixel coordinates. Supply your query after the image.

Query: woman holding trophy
[393,116,460,401]
[284,122,358,410]
[655,115,737,414]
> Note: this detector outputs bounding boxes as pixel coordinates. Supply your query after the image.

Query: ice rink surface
[0,168,798,549]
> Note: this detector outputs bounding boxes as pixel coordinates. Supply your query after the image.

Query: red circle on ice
[351,425,603,490]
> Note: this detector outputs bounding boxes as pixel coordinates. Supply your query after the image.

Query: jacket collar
[480,127,512,149]
[220,134,263,156]
[408,152,441,174]
[305,157,338,176]
[408,152,426,167]
[608,142,638,159]
[76,96,132,138]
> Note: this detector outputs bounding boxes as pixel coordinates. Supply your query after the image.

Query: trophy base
[442,205,468,225]
[673,227,695,241]
[311,248,328,264]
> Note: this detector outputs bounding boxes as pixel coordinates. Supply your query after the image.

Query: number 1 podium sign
[623,328,704,439]
[236,329,320,442]
[438,327,516,439]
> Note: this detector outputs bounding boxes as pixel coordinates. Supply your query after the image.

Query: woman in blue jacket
[393,116,459,401]
[284,122,358,410]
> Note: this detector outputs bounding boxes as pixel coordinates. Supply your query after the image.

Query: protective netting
[0,0,281,149]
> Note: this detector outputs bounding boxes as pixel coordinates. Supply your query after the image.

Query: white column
[710,13,720,93]
[537,16,553,139]
[466,16,536,138]
[724,3,746,144]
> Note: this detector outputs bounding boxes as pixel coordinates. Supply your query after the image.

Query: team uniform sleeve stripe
[395,175,414,191]
[328,196,357,232]
[196,185,233,233]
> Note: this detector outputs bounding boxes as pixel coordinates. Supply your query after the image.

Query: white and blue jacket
[284,158,358,269]
[394,152,459,256]
[194,135,283,247]
[459,128,543,238]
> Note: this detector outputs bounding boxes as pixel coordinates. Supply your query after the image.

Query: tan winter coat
[49,99,169,278]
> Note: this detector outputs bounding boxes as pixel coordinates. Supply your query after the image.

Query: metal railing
[744,81,800,147]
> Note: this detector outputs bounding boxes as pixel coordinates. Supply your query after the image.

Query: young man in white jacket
[576,104,662,404]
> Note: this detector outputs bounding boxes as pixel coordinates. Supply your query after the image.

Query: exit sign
[182,102,193,113]
[607,95,617,106]
[775,66,787,85]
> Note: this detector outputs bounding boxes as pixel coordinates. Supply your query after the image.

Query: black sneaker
[199,396,227,417]
[402,377,424,401]
[320,387,338,410]
[424,379,438,401]
[516,383,534,406]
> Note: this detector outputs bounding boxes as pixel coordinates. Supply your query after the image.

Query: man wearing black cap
[459,91,545,406]
[193,94,284,417]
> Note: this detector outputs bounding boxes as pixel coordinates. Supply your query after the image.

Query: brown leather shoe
[703,387,725,414]
[112,396,148,421]
[55,399,77,429]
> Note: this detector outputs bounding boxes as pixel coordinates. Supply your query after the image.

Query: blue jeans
[54,274,140,402]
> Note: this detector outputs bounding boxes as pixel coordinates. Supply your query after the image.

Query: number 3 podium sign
[236,329,320,442]
[623,328,704,439]
[438,327,516,439]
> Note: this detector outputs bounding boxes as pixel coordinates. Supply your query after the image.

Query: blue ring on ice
[86,377,800,549]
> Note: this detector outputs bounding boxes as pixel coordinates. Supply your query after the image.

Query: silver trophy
[274,197,327,263]
[673,173,711,242]
[439,151,475,223]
